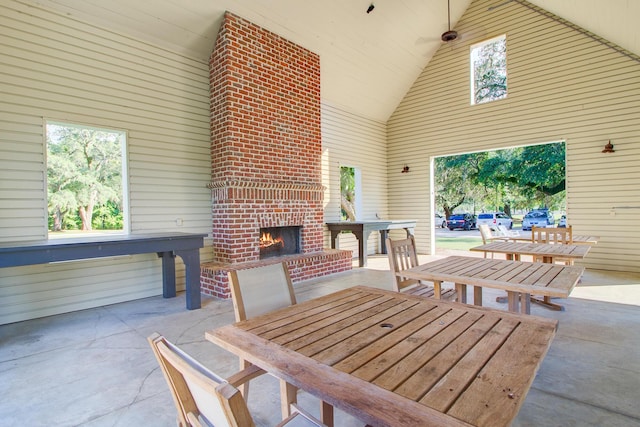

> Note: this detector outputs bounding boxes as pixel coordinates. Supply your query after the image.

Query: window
[470,34,507,105]
[46,121,128,237]
[340,166,361,221]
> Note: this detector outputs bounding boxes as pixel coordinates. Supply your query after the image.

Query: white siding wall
[388,0,640,272]
[322,103,391,257]
[0,1,212,324]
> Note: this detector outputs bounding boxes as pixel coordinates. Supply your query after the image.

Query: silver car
[477,212,513,231]
[522,209,555,230]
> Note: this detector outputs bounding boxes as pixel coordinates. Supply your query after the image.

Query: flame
[260,231,284,249]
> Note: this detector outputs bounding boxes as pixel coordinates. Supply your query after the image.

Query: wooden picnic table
[470,241,591,264]
[207,286,558,427]
[398,256,584,314]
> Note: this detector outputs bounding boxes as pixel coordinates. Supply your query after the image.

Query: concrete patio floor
[1,251,640,426]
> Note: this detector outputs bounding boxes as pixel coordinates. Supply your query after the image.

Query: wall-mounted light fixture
[602,140,615,153]
[401,165,410,173]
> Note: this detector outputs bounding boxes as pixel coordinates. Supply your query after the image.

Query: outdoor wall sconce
[401,165,410,173]
[602,140,615,153]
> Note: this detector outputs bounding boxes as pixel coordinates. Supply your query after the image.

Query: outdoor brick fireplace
[200,12,352,298]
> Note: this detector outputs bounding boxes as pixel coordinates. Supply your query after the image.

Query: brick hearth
[200,12,351,298]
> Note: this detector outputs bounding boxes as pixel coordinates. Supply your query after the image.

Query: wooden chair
[229,262,333,424]
[531,225,573,264]
[386,236,455,300]
[478,224,503,258]
[148,333,325,427]
[531,225,573,245]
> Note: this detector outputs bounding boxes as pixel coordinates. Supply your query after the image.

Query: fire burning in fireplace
[259,226,301,259]
[260,231,284,251]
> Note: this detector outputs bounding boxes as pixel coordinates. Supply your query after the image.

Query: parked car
[558,215,567,227]
[522,209,555,230]
[447,213,477,230]
[477,212,513,231]
[435,213,447,228]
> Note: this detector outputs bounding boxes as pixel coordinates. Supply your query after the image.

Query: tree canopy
[47,124,123,231]
[435,143,565,216]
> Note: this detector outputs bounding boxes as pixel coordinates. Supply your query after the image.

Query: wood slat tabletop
[470,241,590,261]
[207,286,558,427]
[400,256,584,298]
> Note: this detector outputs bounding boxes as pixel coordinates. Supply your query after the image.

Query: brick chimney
[200,12,351,298]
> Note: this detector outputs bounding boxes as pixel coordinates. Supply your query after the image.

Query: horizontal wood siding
[388,0,640,273]
[0,1,212,324]
[322,103,391,258]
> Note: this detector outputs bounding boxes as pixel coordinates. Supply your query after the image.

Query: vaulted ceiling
[23,0,640,122]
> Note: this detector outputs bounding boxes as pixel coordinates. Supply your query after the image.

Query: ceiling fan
[441,0,458,42]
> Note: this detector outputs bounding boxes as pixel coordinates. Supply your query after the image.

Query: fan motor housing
[441,30,458,42]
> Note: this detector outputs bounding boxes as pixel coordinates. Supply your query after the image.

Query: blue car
[447,214,477,230]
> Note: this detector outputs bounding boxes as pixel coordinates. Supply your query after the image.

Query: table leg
[520,293,531,314]
[175,248,202,310]
[379,230,389,254]
[321,401,334,427]
[474,286,483,307]
[329,230,340,249]
[280,380,297,419]
[158,251,176,298]
[354,230,371,267]
[507,291,520,312]
[455,283,467,304]
[434,281,442,299]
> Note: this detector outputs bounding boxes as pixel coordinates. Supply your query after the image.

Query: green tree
[435,153,486,217]
[340,166,356,220]
[435,143,566,215]
[47,125,122,231]
[472,36,507,104]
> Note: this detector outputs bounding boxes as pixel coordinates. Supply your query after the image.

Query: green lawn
[436,236,483,251]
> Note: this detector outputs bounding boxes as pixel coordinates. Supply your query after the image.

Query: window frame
[44,119,130,239]
[470,34,508,105]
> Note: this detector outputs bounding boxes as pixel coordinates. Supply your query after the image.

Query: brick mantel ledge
[207,180,325,191]
[200,249,352,299]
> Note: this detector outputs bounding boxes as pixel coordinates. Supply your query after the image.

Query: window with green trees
[340,166,356,221]
[46,121,127,236]
[471,34,507,105]
[435,142,566,217]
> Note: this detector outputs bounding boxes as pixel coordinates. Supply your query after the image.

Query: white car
[435,213,447,228]
[476,212,513,231]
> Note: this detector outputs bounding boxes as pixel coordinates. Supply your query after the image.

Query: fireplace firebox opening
[259,226,301,259]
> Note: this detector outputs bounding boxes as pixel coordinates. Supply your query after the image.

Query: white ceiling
[22,0,640,122]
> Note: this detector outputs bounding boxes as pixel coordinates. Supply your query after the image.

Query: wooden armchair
[478,224,504,258]
[386,236,455,300]
[229,262,333,425]
[532,225,573,245]
[532,225,574,265]
[148,333,325,427]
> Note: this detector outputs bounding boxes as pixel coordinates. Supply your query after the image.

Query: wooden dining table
[470,241,590,310]
[398,256,584,314]
[207,286,558,427]
[470,241,591,264]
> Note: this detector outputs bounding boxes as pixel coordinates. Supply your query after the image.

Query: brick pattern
[200,249,353,299]
[203,12,351,297]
